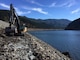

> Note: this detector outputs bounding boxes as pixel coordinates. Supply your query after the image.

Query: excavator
[5,4,27,36]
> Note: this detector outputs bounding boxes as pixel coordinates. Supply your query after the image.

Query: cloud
[0,3,31,15]
[23,7,48,15]
[31,0,44,6]
[0,3,9,9]
[49,0,76,8]
[15,7,31,15]
[59,0,76,7]
[71,8,80,14]
[32,8,48,15]
[26,0,44,6]
[49,2,56,7]
[49,2,68,7]
[66,0,76,7]
[59,2,69,7]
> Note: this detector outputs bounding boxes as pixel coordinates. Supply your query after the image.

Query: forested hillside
[0,10,71,29]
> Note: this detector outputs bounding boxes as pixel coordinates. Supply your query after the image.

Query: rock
[0,30,70,60]
[0,20,9,29]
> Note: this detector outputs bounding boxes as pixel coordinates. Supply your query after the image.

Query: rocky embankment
[0,20,9,29]
[0,20,70,60]
[0,30,70,60]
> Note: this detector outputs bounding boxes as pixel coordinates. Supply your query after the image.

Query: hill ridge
[0,10,71,29]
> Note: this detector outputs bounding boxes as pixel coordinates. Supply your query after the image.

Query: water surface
[29,30,80,60]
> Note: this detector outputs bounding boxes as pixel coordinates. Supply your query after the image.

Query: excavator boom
[5,4,27,36]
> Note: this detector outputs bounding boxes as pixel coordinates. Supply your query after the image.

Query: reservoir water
[29,30,80,60]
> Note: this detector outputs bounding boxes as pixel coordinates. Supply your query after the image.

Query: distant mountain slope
[19,16,53,29]
[0,10,71,29]
[65,18,80,30]
[0,10,10,22]
[42,19,70,29]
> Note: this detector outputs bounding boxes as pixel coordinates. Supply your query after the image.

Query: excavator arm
[5,4,27,36]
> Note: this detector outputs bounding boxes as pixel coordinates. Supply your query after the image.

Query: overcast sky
[0,0,80,21]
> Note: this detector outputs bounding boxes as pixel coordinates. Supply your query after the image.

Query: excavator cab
[5,4,27,36]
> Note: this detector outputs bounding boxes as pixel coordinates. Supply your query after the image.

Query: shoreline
[0,29,70,60]
[27,33,70,60]
[28,28,63,31]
